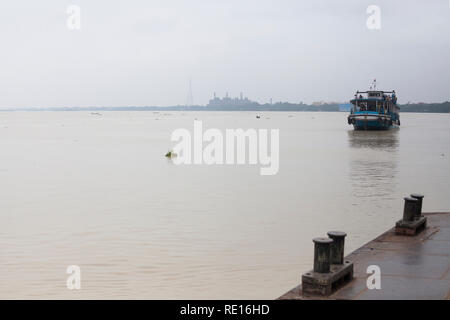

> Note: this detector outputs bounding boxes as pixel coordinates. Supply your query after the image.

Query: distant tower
[240,92,243,100]
[270,98,273,105]
[186,78,194,106]
[226,92,229,98]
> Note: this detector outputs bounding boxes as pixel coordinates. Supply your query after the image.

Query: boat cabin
[351,90,399,114]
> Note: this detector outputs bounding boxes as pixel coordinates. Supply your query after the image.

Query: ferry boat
[347,80,400,130]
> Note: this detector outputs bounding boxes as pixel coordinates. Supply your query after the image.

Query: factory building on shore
[207,92,259,107]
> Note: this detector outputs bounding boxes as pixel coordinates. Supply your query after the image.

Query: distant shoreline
[1,102,449,113]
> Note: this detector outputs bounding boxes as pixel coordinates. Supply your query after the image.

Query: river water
[1,111,449,299]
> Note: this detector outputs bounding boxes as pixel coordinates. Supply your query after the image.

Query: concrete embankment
[279,211,450,300]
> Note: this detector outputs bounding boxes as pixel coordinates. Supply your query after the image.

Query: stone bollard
[410,194,424,219]
[327,231,347,265]
[302,235,354,296]
[313,238,333,273]
[396,195,427,236]
[403,197,418,222]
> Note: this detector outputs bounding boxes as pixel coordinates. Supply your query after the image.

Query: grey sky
[1,0,449,107]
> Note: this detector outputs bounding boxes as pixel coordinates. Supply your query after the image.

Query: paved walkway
[279,212,450,300]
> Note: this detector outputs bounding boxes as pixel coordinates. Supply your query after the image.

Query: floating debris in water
[165,150,177,158]
[256,115,261,119]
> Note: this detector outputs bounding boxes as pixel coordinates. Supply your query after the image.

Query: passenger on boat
[392,92,397,104]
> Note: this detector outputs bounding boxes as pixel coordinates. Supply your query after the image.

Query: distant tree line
[399,102,450,113]
[2,102,450,113]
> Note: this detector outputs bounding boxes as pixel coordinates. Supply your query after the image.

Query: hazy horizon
[1,1,449,108]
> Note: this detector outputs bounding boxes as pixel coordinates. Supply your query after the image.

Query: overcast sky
[1,0,449,107]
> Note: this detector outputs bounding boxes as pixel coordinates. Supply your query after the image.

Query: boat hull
[348,113,395,131]
[353,119,390,130]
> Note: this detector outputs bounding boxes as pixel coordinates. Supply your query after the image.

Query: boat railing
[353,92,397,104]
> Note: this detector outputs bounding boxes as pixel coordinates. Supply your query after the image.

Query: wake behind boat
[347,80,400,130]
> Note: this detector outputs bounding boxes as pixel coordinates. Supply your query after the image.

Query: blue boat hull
[353,119,390,130]
[348,111,399,131]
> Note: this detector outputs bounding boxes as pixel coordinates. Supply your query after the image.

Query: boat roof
[356,90,395,94]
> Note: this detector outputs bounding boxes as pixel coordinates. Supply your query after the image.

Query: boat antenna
[374,78,377,90]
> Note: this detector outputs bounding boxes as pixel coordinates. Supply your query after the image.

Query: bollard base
[395,216,427,236]
[301,261,353,297]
